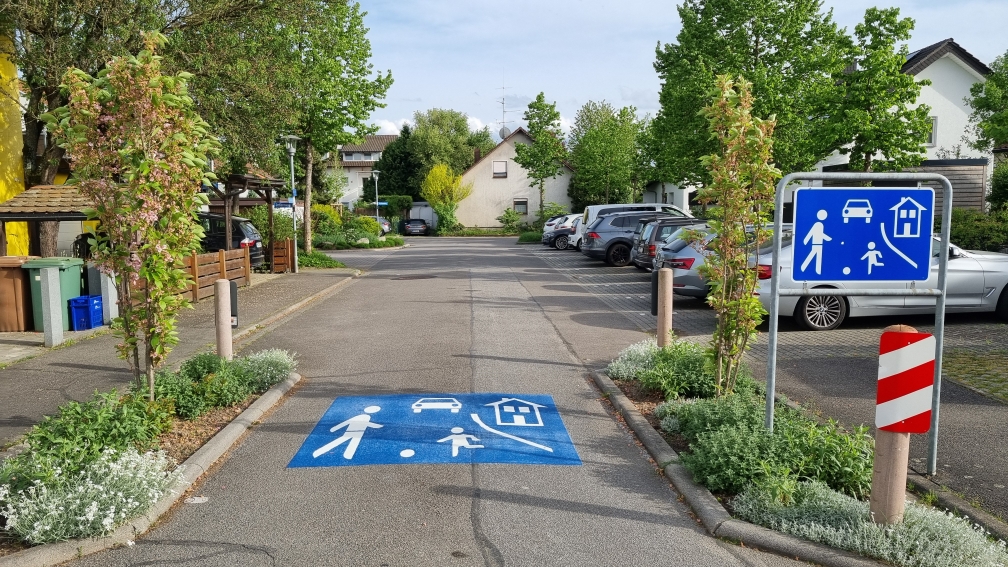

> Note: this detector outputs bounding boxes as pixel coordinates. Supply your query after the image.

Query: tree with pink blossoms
[43,33,220,399]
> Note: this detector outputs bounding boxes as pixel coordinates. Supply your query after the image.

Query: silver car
[755,236,1008,330]
[653,225,712,297]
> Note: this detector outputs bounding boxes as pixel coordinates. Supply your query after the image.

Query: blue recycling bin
[68,296,92,331]
[86,295,103,327]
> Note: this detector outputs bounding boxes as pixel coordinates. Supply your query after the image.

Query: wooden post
[243,246,251,286]
[0,221,6,256]
[218,249,227,281]
[657,268,674,347]
[870,323,917,525]
[190,251,199,301]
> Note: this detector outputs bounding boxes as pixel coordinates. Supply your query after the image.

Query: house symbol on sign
[890,197,926,238]
[486,398,545,426]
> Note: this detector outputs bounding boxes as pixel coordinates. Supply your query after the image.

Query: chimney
[474,147,481,162]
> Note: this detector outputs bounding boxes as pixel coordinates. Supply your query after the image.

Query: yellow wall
[0,36,27,255]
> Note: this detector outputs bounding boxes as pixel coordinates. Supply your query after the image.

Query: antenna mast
[496,72,516,139]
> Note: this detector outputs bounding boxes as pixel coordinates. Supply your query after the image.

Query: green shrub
[497,209,522,233]
[989,160,1008,210]
[734,480,1008,567]
[639,340,717,399]
[606,338,659,380]
[233,349,297,393]
[180,352,225,383]
[941,208,1008,252]
[346,215,381,236]
[312,204,342,235]
[517,231,542,243]
[299,250,344,268]
[201,364,253,408]
[154,371,206,420]
[246,204,294,245]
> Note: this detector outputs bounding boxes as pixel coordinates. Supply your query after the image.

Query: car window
[239,221,261,239]
[660,206,687,218]
[611,216,628,228]
[640,224,654,241]
[658,225,678,240]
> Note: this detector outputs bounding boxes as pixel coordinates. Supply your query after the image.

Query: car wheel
[606,243,632,267]
[794,294,847,331]
[996,288,1008,321]
[554,235,569,250]
[574,239,581,251]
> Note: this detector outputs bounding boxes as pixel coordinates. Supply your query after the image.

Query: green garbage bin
[22,257,84,332]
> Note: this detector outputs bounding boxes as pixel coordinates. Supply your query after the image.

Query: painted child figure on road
[438,427,484,457]
[861,242,884,275]
[313,405,383,459]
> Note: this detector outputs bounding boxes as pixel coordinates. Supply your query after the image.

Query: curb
[906,473,1008,543]
[589,369,884,567]
[0,372,303,567]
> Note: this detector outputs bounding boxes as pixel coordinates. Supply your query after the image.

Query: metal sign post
[765,172,953,475]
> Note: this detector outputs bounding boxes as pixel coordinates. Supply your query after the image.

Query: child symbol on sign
[438,427,484,457]
[861,242,884,275]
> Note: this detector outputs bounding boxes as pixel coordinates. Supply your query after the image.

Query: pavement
[0,267,361,448]
[529,244,1008,522]
[63,237,809,567]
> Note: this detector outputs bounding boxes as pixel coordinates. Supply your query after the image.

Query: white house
[456,128,573,228]
[333,134,398,207]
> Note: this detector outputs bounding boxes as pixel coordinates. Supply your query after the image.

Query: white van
[574,203,692,249]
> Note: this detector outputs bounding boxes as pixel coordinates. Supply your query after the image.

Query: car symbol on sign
[412,397,462,413]
[842,199,873,223]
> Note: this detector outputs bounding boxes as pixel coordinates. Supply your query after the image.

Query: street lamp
[371,170,380,222]
[281,134,300,274]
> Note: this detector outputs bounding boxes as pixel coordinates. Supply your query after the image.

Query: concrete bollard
[214,279,233,360]
[657,268,673,347]
[39,267,63,347]
[869,323,917,525]
[100,273,118,325]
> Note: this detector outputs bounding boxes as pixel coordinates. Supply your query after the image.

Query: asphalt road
[69,238,808,566]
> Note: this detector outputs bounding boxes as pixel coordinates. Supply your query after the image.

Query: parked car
[377,216,392,235]
[404,218,430,235]
[631,218,704,271]
[544,214,575,232]
[575,202,692,251]
[581,211,683,266]
[542,218,580,249]
[754,235,1008,331]
[198,212,265,267]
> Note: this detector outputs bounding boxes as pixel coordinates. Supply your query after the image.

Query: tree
[652,0,847,186]
[365,124,423,198]
[419,164,472,233]
[289,0,392,253]
[316,163,347,205]
[409,108,495,185]
[513,92,567,219]
[43,35,220,399]
[567,100,643,210]
[698,75,780,396]
[966,50,1008,153]
[825,7,931,172]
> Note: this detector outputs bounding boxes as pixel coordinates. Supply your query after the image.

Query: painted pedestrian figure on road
[861,242,884,275]
[801,209,832,275]
[437,427,484,457]
[312,405,383,459]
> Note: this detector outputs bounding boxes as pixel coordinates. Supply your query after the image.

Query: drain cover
[391,275,437,280]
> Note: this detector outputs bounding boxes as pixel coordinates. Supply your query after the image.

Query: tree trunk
[38,221,59,257]
[538,181,545,221]
[304,141,314,254]
[146,347,155,401]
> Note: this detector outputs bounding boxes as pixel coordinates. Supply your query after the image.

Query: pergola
[0,185,88,256]
[209,174,287,262]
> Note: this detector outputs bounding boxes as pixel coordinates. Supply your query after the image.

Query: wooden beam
[0,221,6,256]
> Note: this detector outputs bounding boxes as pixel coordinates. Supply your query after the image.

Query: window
[493,161,507,178]
[926,117,937,146]
[513,199,528,215]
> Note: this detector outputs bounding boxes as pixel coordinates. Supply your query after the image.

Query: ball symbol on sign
[843,267,851,275]
[400,449,415,458]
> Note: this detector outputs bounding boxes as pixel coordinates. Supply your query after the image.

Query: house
[455,128,573,228]
[891,197,927,238]
[485,397,545,427]
[333,134,398,207]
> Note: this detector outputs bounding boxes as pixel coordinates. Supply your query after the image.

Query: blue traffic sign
[791,187,935,282]
[288,393,581,467]
[377,201,388,206]
[274,201,292,209]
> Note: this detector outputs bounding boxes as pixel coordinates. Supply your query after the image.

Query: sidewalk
[0,268,358,447]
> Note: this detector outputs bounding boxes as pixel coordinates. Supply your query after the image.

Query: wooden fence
[182,248,251,301]
[272,239,295,274]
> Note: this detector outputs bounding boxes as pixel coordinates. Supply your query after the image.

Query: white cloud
[373,118,412,135]
[558,115,574,135]
[467,116,485,132]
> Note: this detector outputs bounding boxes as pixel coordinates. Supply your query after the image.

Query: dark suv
[631,218,703,270]
[198,213,265,267]
[581,211,689,266]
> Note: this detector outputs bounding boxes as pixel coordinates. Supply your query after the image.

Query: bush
[639,340,717,399]
[517,231,542,243]
[734,480,1008,567]
[312,204,342,235]
[989,160,1008,211]
[346,215,382,236]
[497,209,522,233]
[0,448,183,544]
[180,352,225,383]
[299,250,344,268]
[154,371,206,420]
[606,338,659,380]
[941,208,1008,252]
[201,363,253,408]
[246,204,294,245]
[232,349,297,393]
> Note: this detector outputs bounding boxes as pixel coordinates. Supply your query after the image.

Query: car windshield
[408,220,425,225]
[239,221,261,239]
[640,224,655,241]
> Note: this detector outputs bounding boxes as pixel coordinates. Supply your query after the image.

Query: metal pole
[288,150,299,274]
[375,173,380,222]
[765,173,794,432]
[928,177,953,475]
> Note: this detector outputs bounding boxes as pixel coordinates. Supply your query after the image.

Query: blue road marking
[791,188,935,282]
[288,394,582,467]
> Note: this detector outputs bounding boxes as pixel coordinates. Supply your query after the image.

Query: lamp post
[371,170,380,222]
[281,135,300,273]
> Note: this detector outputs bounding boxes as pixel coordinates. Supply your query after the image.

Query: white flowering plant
[605,338,659,380]
[0,448,182,544]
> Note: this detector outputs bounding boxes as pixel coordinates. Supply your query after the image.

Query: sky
[361,0,1008,141]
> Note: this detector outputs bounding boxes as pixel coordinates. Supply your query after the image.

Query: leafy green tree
[990,161,1008,210]
[567,100,643,210]
[967,50,1008,152]
[652,0,846,186]
[316,164,348,205]
[825,7,931,172]
[365,124,423,198]
[420,164,472,233]
[409,108,495,183]
[698,75,780,396]
[513,92,568,219]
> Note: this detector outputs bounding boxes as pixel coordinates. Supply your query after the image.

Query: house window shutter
[493,161,507,178]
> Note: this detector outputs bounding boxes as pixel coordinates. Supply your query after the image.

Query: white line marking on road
[470,414,553,452]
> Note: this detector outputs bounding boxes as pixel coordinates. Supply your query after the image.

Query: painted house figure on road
[891,197,927,238]
[487,398,545,427]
